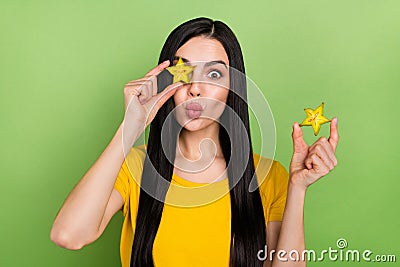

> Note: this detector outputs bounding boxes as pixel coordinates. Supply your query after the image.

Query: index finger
[144,60,170,77]
[328,117,339,152]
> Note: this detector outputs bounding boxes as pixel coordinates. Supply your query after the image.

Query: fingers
[144,60,170,77]
[144,82,184,125]
[124,60,171,106]
[291,117,339,188]
[292,122,308,154]
[290,122,309,175]
[305,138,337,170]
[328,117,339,152]
[124,76,157,105]
[153,82,184,108]
[308,153,330,180]
[306,137,337,169]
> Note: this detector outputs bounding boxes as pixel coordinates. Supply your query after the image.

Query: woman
[50,17,339,267]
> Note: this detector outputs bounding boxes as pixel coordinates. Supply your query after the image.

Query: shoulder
[252,153,289,222]
[122,144,147,184]
[126,144,146,162]
[252,152,289,195]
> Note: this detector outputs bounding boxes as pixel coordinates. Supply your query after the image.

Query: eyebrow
[173,56,228,69]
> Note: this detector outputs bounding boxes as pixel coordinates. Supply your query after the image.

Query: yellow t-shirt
[114,144,289,267]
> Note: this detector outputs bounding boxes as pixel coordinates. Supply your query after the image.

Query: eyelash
[207,69,223,79]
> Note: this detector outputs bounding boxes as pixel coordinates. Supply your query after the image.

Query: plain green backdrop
[1,0,399,266]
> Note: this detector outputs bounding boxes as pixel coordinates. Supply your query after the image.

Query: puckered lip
[184,100,205,111]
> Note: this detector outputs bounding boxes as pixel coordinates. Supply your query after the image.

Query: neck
[177,122,223,161]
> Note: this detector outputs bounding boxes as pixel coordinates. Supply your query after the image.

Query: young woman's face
[173,36,230,132]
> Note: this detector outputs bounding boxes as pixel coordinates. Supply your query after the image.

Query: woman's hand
[123,60,184,129]
[289,117,339,189]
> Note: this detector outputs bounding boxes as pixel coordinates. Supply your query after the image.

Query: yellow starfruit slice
[299,102,331,136]
[166,56,196,83]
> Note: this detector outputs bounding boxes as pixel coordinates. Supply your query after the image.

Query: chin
[178,117,215,132]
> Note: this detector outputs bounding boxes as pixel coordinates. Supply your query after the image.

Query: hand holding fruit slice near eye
[299,102,331,136]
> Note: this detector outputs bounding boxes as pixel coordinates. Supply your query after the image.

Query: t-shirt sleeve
[114,145,146,217]
[268,161,289,222]
[114,157,131,217]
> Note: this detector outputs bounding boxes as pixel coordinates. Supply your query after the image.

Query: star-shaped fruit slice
[299,102,331,136]
[166,56,196,83]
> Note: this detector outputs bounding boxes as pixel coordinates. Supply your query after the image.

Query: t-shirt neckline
[172,172,229,188]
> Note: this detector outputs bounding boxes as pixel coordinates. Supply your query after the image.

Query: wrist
[117,121,143,152]
[289,176,308,194]
[287,182,307,203]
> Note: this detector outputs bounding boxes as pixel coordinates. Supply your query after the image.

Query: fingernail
[162,60,169,64]
[335,117,338,125]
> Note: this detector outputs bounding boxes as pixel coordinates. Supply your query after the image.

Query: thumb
[290,122,309,173]
[153,82,184,109]
[292,122,308,154]
[145,82,184,123]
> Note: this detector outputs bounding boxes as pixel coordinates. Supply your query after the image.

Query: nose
[188,82,201,97]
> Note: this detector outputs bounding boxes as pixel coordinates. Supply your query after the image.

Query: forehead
[175,36,229,66]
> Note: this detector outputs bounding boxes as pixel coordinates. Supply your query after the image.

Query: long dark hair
[130,17,266,267]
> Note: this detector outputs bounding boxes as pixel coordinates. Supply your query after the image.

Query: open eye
[207,70,222,79]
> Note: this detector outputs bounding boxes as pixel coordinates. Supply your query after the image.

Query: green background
[1,0,398,266]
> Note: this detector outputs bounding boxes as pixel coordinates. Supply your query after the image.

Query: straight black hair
[130,17,266,267]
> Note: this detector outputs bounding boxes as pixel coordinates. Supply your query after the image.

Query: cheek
[200,87,229,121]
[173,87,188,107]
[172,89,188,123]
[208,86,229,104]
[221,89,229,102]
